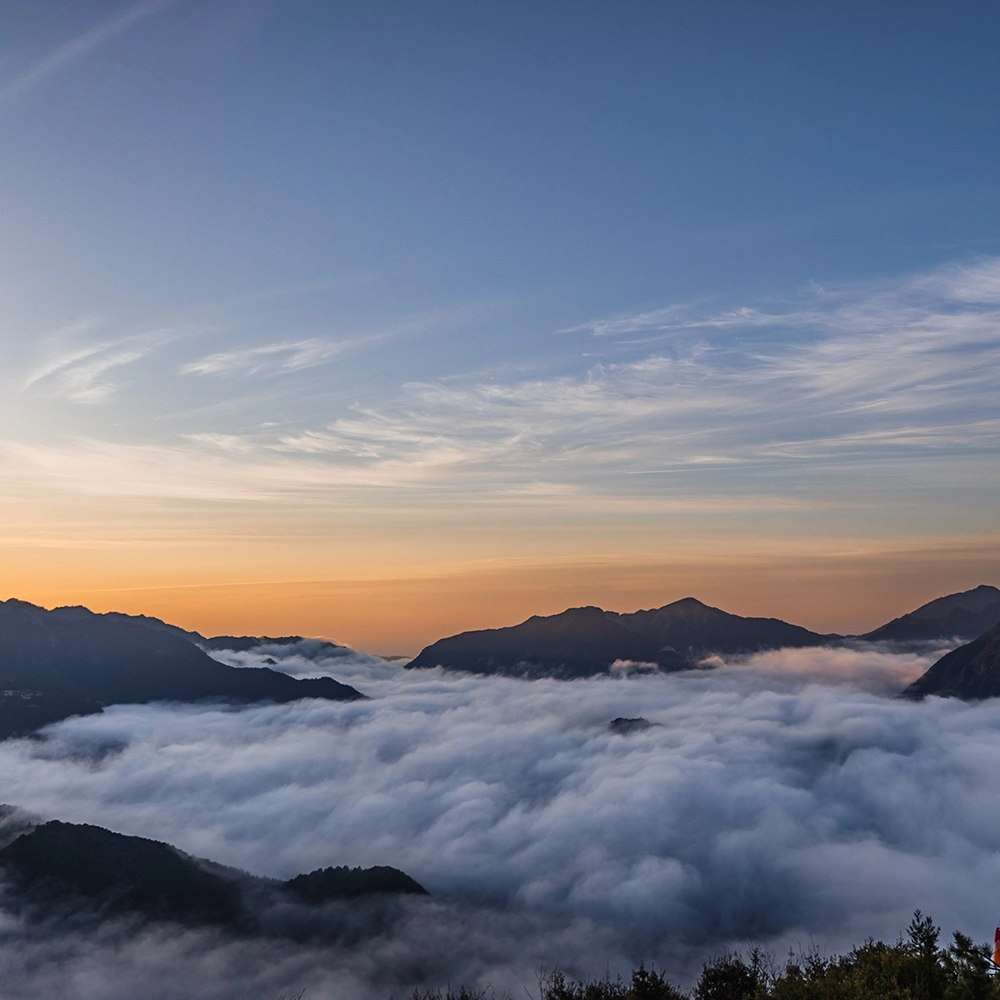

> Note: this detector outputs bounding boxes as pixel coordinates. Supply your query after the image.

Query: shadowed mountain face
[861,585,1000,644]
[903,621,1000,700]
[0,819,427,933]
[0,599,364,740]
[96,613,352,660]
[406,598,835,678]
[406,606,678,679]
[625,597,835,654]
[200,635,330,652]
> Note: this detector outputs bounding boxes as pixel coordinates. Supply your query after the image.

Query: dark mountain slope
[0,599,363,740]
[286,864,426,902]
[407,606,681,678]
[622,597,834,654]
[862,585,1000,644]
[98,612,352,658]
[0,819,427,932]
[200,634,314,652]
[903,621,1000,700]
[407,598,831,678]
[0,820,244,924]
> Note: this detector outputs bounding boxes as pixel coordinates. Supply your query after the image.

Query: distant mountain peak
[407,596,832,678]
[909,584,1000,621]
[862,584,1000,645]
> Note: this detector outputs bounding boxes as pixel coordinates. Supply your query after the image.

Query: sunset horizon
[2,4,1000,998]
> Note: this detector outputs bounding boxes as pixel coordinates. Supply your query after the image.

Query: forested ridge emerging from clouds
[418,913,999,1000]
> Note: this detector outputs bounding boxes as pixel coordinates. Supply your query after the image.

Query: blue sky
[0,1,998,648]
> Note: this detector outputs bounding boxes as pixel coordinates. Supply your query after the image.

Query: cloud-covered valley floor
[3,644,1000,999]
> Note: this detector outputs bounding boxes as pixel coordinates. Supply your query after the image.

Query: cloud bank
[2,644,1000,998]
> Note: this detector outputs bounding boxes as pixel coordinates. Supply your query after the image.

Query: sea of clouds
[3,643,1000,1000]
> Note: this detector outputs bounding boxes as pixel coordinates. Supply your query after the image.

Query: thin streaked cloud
[5,259,999,505]
[255,258,1000,485]
[20,324,187,404]
[23,346,146,404]
[0,0,181,105]
[0,437,825,516]
[573,256,1000,341]
[180,337,372,377]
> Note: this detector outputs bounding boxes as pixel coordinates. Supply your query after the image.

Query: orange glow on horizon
[6,540,998,655]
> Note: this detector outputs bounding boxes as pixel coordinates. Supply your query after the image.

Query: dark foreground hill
[861,585,1000,644]
[903,621,1000,700]
[0,817,426,935]
[406,597,836,678]
[0,599,364,740]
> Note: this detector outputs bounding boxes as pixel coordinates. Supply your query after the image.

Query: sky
[0,1,998,652]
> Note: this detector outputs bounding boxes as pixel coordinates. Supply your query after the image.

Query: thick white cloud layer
[3,645,1000,999]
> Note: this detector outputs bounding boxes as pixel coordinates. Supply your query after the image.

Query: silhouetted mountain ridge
[861,585,1000,644]
[0,818,427,933]
[407,597,837,678]
[625,596,837,653]
[408,588,999,679]
[0,599,363,740]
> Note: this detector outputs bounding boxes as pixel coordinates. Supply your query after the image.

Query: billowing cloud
[2,644,999,998]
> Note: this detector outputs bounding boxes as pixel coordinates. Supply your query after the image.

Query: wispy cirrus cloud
[0,0,181,105]
[7,259,1000,505]
[275,256,1000,481]
[570,256,1000,340]
[180,337,371,377]
[22,344,147,404]
[20,323,184,404]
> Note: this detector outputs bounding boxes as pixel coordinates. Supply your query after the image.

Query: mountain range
[0,810,426,935]
[0,599,364,741]
[407,586,1000,679]
[2,585,999,741]
[406,598,837,678]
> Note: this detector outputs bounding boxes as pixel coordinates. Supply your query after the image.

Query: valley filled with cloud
[3,645,999,999]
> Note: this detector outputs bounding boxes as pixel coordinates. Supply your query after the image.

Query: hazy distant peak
[861,585,1000,644]
[909,584,1000,620]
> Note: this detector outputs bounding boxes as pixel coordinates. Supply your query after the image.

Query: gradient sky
[1,1,998,651]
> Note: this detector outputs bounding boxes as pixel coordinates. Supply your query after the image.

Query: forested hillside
[410,913,999,1000]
